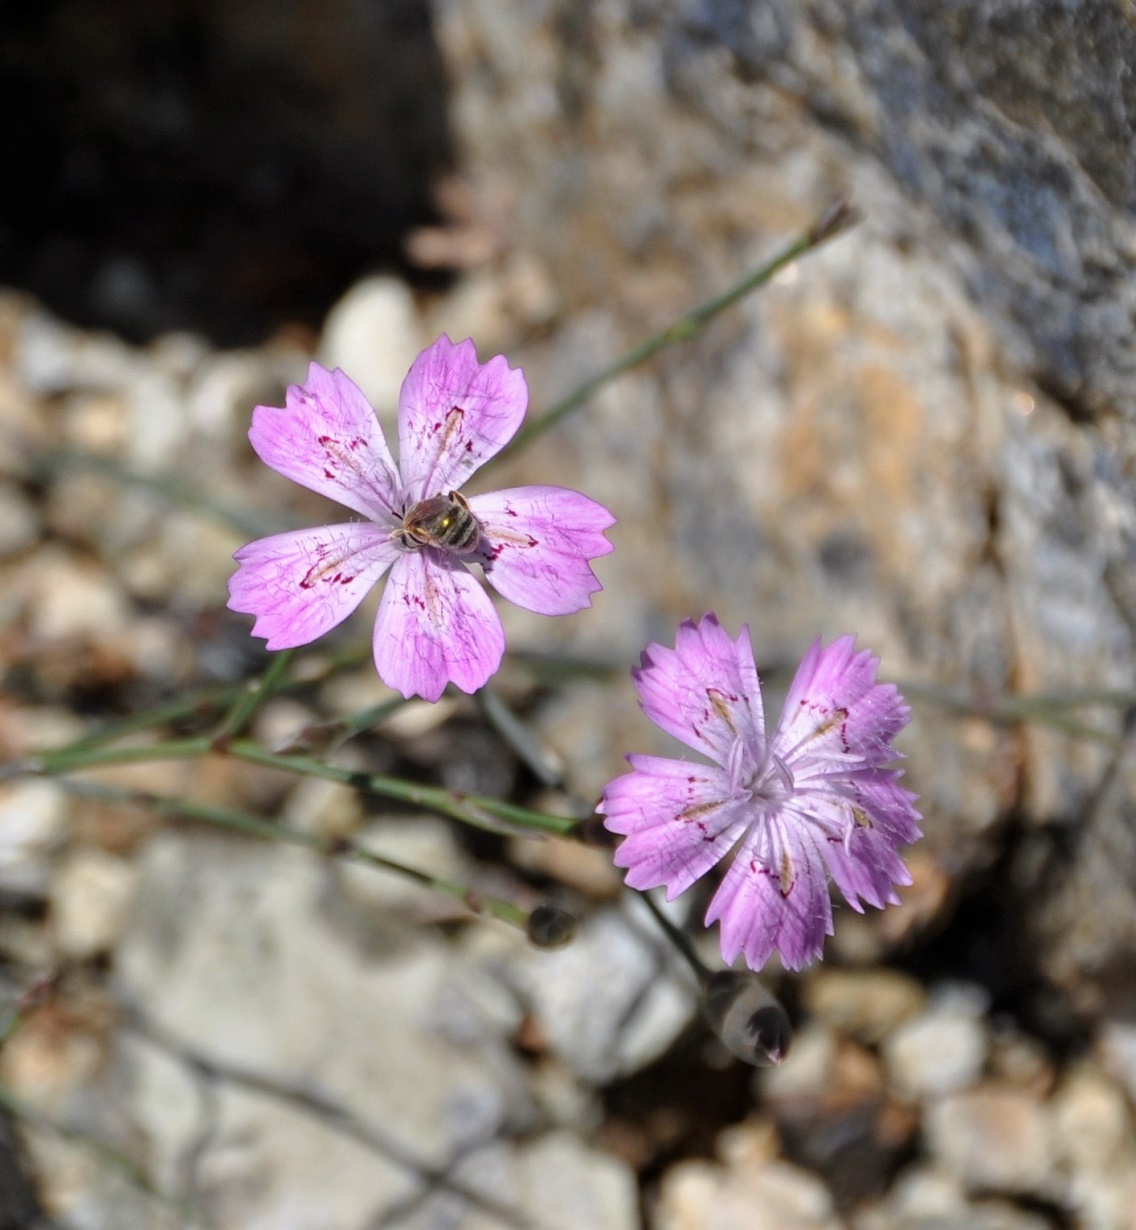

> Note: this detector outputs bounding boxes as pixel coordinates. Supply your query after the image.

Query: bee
[395,490,482,555]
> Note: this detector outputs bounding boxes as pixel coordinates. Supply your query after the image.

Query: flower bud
[526,904,577,949]
[702,970,792,1067]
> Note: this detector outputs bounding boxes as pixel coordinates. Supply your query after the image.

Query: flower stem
[53,777,532,929]
[504,197,860,457]
[209,648,296,747]
[12,736,576,838]
[902,680,1135,748]
[638,890,711,986]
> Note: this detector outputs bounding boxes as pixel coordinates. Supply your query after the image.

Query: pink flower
[227,336,615,701]
[599,614,921,971]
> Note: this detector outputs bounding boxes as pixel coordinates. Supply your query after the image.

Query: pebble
[17,310,137,396]
[1050,1063,1136,1230]
[185,348,303,441]
[883,1000,989,1100]
[25,546,131,641]
[317,276,425,412]
[759,1021,838,1100]
[802,966,926,1046]
[331,815,468,920]
[924,1084,1055,1198]
[0,779,70,896]
[655,1154,841,1230]
[510,1130,639,1230]
[50,847,138,960]
[282,774,365,840]
[1050,1063,1135,1178]
[517,901,696,1082]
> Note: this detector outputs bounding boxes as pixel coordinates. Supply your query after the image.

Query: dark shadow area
[0,0,453,345]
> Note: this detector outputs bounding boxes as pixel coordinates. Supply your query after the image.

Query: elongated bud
[702,970,792,1067]
[527,904,577,949]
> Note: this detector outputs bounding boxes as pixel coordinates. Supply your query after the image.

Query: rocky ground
[1,264,1135,1230]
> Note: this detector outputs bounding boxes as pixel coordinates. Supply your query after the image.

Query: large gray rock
[432,0,1136,1010]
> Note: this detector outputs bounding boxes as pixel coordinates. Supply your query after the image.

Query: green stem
[55,778,531,929]
[639,890,709,985]
[52,684,236,756]
[503,197,859,457]
[226,741,576,836]
[903,681,1132,747]
[209,649,296,746]
[15,735,575,838]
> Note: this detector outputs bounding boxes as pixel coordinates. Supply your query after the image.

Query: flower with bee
[227,335,615,701]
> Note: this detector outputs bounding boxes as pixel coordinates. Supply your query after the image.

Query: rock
[516,900,696,1083]
[761,1028,915,1207]
[925,1085,1055,1199]
[282,774,365,841]
[115,833,543,1225]
[856,1170,1055,1230]
[433,0,1136,1011]
[0,779,70,897]
[318,276,426,413]
[1050,1063,1136,1230]
[760,1022,838,1102]
[24,545,130,642]
[50,847,138,960]
[508,1130,639,1230]
[330,815,469,922]
[882,988,990,1100]
[801,967,926,1047]
[655,1152,841,1230]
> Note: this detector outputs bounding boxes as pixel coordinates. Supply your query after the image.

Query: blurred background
[2,1,1136,1227]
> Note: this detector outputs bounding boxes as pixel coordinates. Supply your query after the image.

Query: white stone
[511,1130,639,1230]
[282,775,364,840]
[883,1003,988,1099]
[656,1157,841,1230]
[25,546,130,640]
[926,1085,1055,1198]
[0,779,70,894]
[116,832,539,1226]
[883,1163,968,1219]
[759,1021,837,1100]
[332,815,468,915]
[517,900,696,1082]
[51,848,139,960]
[318,276,425,412]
